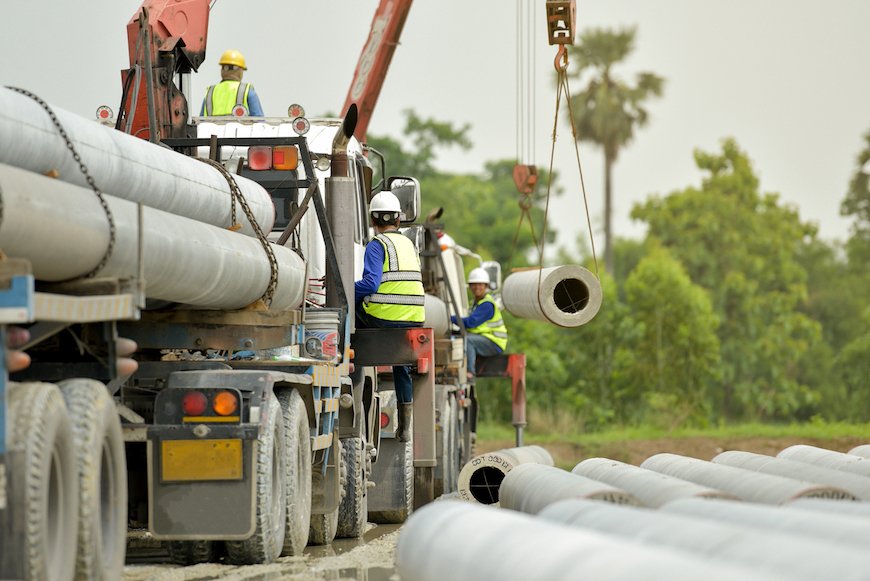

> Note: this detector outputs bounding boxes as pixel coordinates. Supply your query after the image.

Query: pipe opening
[468,466,505,504]
[553,279,589,314]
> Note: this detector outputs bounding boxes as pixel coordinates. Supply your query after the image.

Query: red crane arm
[342,0,413,143]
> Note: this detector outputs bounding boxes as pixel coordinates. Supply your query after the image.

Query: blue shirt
[451,300,495,329]
[354,241,385,303]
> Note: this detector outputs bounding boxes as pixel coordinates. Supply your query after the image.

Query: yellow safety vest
[363,232,425,323]
[468,293,508,350]
[204,81,251,116]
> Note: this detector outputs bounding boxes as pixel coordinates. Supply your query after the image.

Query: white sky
[3,0,869,253]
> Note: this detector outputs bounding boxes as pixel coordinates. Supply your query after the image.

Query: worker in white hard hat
[453,267,508,382]
[354,190,425,442]
[201,49,264,117]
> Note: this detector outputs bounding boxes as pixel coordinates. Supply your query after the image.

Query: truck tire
[225,396,286,564]
[6,382,77,581]
[167,540,217,565]
[58,378,127,581]
[336,437,368,538]
[277,389,311,556]
[309,438,344,546]
[444,394,460,494]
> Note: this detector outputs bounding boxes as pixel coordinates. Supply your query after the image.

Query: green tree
[632,139,822,421]
[567,27,664,274]
[841,128,870,269]
[622,248,720,427]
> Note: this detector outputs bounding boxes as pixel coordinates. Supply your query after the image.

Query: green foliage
[841,128,870,269]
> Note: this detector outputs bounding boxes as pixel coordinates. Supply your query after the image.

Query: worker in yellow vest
[453,267,508,382]
[355,190,425,442]
[200,49,264,117]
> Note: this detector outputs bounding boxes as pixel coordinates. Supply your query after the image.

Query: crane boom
[342,0,413,143]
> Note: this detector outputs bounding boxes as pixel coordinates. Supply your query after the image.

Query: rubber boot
[396,402,413,443]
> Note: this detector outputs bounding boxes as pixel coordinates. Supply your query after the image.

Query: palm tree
[567,28,664,273]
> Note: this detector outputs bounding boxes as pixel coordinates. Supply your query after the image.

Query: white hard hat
[370,190,402,213]
[467,267,490,285]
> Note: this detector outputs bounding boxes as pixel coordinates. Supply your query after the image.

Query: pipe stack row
[398,443,870,580]
[0,87,307,310]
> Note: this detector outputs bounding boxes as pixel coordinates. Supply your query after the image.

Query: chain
[199,158,279,306]
[6,86,116,279]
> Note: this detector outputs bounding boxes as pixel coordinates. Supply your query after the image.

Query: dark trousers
[356,307,422,404]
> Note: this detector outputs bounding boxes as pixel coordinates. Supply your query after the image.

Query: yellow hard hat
[219,49,247,70]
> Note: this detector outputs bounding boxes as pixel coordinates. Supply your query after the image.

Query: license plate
[161,439,243,482]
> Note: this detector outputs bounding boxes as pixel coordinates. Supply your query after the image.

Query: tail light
[248,145,299,171]
[380,412,390,429]
[213,390,239,416]
[182,391,208,416]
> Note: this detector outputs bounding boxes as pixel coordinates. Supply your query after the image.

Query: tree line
[368,28,870,431]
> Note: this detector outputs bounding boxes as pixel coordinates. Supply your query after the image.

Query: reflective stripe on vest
[467,293,508,350]
[363,232,425,323]
[204,81,250,116]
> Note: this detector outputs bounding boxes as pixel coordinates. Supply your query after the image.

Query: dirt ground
[476,435,870,469]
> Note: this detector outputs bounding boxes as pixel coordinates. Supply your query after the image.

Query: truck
[0,1,529,578]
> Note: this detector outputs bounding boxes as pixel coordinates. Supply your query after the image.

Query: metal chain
[199,158,279,306]
[6,86,116,279]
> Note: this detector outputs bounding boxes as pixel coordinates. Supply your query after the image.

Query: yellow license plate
[161,439,243,482]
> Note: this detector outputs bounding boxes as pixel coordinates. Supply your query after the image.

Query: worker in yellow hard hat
[200,49,264,117]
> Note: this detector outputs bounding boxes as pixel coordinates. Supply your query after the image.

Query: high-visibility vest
[467,293,508,350]
[362,232,425,323]
[204,81,251,116]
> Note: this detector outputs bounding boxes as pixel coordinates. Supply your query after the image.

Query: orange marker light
[213,390,239,416]
[272,145,298,170]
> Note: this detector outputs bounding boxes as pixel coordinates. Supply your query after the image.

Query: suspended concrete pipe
[641,453,854,504]
[395,501,779,581]
[849,444,870,458]
[423,294,450,338]
[499,463,640,514]
[538,498,870,581]
[501,265,602,327]
[0,87,275,237]
[789,497,870,519]
[572,457,737,508]
[0,164,305,310]
[714,450,870,500]
[664,497,870,551]
[778,445,870,479]
[456,446,553,505]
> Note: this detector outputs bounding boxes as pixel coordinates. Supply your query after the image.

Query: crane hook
[554,45,568,73]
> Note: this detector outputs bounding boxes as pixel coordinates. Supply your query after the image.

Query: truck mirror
[387,176,421,225]
[481,260,502,291]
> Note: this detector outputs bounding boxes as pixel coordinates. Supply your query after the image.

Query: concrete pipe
[849,445,870,458]
[789,497,870,519]
[456,445,553,505]
[641,453,854,504]
[778,445,870,478]
[539,498,870,581]
[714,451,870,500]
[423,294,450,338]
[395,501,780,581]
[664,497,870,550]
[501,265,602,327]
[500,463,640,514]
[0,164,305,310]
[0,87,275,237]
[572,457,737,508]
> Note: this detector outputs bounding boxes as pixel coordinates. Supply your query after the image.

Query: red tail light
[182,391,208,416]
[248,146,272,170]
[380,412,390,429]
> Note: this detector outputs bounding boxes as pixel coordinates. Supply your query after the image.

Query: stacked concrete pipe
[538,498,870,581]
[395,501,782,581]
[664,497,870,550]
[501,265,602,327]
[778,444,870,478]
[849,445,870,458]
[641,453,855,503]
[499,463,640,514]
[456,445,553,505]
[0,86,275,237]
[713,450,870,500]
[572,457,737,507]
[0,164,306,310]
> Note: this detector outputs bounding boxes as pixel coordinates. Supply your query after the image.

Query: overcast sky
[4,0,869,255]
